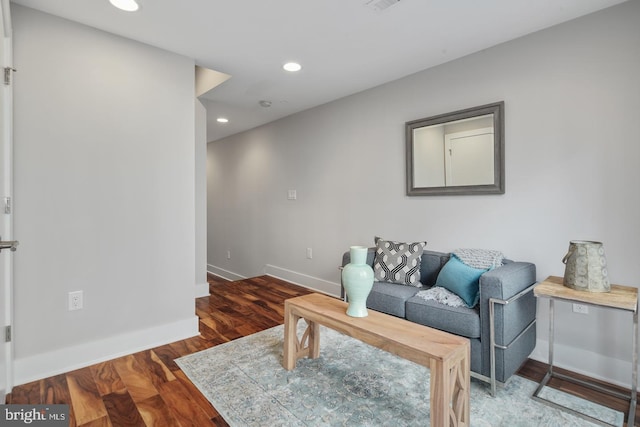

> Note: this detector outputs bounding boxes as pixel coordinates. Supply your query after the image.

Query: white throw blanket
[453,248,504,269]
[415,286,466,308]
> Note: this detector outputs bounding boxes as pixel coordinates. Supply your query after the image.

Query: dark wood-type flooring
[6,275,639,426]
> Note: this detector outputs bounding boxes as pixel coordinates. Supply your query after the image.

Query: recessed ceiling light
[109,0,140,12]
[283,62,302,72]
[216,117,229,123]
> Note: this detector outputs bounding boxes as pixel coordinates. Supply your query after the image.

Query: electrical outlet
[306,247,313,259]
[287,190,297,200]
[572,303,588,314]
[227,250,231,260]
[68,291,83,311]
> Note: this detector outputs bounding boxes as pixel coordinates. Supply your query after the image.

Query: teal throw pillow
[435,255,488,308]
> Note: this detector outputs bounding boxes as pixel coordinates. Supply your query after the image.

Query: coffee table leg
[454,346,471,425]
[283,303,322,370]
[429,347,470,427]
[308,320,320,359]
[283,301,298,370]
[430,358,447,426]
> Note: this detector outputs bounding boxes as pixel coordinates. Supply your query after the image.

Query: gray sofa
[341,248,537,395]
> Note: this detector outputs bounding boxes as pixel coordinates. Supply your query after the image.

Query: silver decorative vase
[562,240,610,292]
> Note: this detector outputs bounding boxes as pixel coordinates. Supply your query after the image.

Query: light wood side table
[533,275,638,427]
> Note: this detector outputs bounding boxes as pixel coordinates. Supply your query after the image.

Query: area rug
[176,324,623,427]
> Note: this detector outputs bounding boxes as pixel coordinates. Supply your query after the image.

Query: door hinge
[4,197,11,214]
[4,67,16,85]
[5,326,10,343]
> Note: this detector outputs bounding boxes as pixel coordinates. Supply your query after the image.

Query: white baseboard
[205,264,341,297]
[195,282,209,297]
[530,338,636,390]
[13,315,200,387]
[264,264,341,297]
[206,264,246,282]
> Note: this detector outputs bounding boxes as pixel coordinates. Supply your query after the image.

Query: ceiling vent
[363,0,401,12]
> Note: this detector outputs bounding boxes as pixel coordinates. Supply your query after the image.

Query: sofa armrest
[480,261,536,300]
[479,262,537,341]
[478,261,537,383]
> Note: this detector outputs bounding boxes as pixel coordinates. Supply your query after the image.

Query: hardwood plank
[90,361,126,397]
[43,374,77,427]
[197,319,229,344]
[158,379,215,427]
[150,344,182,373]
[197,310,232,334]
[136,394,181,427]
[7,379,41,404]
[168,336,208,358]
[132,351,176,390]
[102,390,145,426]
[210,415,230,427]
[172,370,217,419]
[235,322,265,337]
[111,355,159,403]
[78,416,112,427]
[66,368,109,425]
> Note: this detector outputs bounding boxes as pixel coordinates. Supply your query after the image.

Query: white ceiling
[10,0,628,141]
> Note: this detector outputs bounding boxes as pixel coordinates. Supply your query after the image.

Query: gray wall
[13,6,198,384]
[207,1,640,387]
[195,99,208,297]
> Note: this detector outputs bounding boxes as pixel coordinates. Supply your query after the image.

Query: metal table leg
[629,307,637,427]
[532,297,637,427]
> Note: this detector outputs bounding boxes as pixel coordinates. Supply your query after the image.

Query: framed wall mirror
[406,101,504,196]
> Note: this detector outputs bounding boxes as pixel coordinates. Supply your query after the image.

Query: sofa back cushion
[419,250,450,287]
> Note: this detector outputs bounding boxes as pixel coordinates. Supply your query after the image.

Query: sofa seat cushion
[365,281,420,318]
[405,294,481,339]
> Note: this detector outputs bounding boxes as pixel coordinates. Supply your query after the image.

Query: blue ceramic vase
[341,246,374,317]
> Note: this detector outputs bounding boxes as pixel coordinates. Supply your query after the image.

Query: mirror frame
[406,101,505,196]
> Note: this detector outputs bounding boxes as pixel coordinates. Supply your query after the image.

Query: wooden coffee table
[282,293,470,427]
